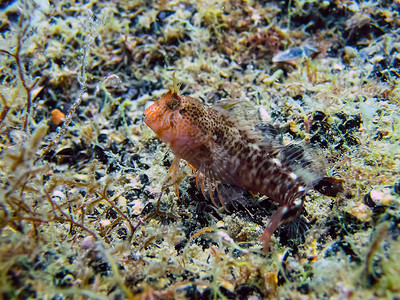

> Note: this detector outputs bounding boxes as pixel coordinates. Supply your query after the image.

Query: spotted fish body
[144,88,320,250]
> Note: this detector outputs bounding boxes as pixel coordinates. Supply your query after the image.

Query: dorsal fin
[212,100,265,144]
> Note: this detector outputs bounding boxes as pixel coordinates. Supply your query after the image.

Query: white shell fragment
[272,45,319,64]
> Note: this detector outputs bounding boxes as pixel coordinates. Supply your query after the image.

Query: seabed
[0,1,399,299]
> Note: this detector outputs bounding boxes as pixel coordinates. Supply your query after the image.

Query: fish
[144,76,322,251]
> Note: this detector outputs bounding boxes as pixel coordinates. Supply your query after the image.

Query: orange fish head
[144,91,196,149]
[144,91,176,131]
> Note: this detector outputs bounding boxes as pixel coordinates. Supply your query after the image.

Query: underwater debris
[50,108,65,126]
[272,45,319,64]
[361,221,390,287]
[364,187,397,208]
[1,0,400,298]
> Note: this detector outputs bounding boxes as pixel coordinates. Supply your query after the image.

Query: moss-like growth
[0,0,399,298]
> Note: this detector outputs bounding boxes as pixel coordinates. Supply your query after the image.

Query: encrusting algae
[2,0,400,298]
[144,74,322,251]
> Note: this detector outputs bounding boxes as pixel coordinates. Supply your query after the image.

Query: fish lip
[144,114,170,131]
[143,110,156,124]
[144,105,154,119]
[143,116,156,129]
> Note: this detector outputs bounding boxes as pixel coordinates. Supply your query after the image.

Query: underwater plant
[0,0,399,299]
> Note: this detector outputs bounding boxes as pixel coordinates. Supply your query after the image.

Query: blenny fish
[144,77,321,251]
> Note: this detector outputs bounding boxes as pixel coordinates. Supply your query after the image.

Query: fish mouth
[144,112,171,132]
[144,107,156,126]
[143,115,157,131]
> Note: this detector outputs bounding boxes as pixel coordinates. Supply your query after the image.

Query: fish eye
[167,96,180,110]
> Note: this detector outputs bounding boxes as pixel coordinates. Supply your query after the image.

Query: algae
[0,0,399,298]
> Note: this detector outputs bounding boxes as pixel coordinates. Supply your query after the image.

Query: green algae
[0,0,399,299]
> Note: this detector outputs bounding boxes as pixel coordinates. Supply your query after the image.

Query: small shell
[364,187,396,207]
[51,109,65,125]
[272,45,319,64]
